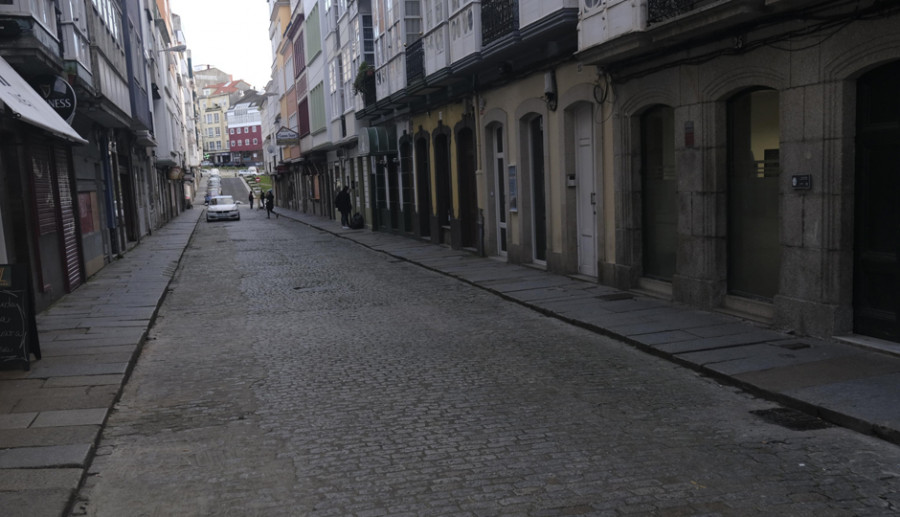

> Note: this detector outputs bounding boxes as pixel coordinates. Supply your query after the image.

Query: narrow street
[72,204,900,516]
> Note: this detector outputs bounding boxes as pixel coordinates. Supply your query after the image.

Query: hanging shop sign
[275,126,300,146]
[0,56,87,143]
[32,75,77,124]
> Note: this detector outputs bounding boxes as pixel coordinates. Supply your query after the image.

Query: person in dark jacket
[334,186,352,228]
[248,191,254,209]
[265,190,274,218]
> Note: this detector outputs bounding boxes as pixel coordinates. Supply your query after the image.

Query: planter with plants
[353,62,374,96]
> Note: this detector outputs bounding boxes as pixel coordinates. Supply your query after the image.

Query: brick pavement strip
[69,210,900,516]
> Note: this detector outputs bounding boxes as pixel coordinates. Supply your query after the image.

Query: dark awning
[358,126,396,156]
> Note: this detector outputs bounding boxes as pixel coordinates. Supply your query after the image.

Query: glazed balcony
[578,0,770,65]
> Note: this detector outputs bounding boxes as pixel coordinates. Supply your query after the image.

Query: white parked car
[206,195,241,222]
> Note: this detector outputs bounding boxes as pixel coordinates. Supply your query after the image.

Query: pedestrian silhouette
[248,191,254,209]
[265,190,274,219]
[335,186,351,228]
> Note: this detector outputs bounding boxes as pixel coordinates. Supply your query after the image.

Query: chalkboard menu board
[0,264,41,370]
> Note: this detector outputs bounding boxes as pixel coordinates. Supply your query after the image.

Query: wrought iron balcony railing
[648,0,695,24]
[482,0,519,46]
[406,37,424,84]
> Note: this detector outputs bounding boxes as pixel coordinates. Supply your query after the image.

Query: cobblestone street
[72,207,900,516]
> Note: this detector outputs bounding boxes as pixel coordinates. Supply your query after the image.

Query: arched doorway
[488,125,507,256]
[456,126,477,249]
[434,127,452,244]
[529,116,547,264]
[388,156,400,231]
[374,158,388,231]
[571,103,597,277]
[415,134,431,238]
[854,61,900,342]
[642,105,676,281]
[727,89,781,301]
[400,138,414,233]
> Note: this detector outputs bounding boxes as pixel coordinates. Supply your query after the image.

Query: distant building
[226,91,265,166]
[193,65,231,89]
[197,79,249,165]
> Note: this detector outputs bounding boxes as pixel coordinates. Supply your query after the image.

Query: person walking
[265,190,274,219]
[334,186,352,229]
[248,191,254,209]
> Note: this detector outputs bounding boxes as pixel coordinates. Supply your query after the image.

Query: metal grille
[648,0,695,24]
[54,145,82,292]
[482,0,519,46]
[406,37,424,84]
[31,144,56,236]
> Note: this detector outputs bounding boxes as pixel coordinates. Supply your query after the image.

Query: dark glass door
[530,116,546,263]
[855,62,900,341]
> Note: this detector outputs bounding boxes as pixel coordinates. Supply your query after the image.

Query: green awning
[359,126,397,156]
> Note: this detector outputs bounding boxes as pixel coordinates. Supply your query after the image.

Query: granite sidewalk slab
[0,208,201,516]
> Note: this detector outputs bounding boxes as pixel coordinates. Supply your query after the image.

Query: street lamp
[160,44,186,53]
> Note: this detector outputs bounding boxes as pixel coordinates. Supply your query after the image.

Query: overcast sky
[169,0,273,90]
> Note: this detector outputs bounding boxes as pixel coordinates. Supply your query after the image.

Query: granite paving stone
[24,362,129,378]
[0,426,99,448]
[43,375,123,388]
[733,353,900,392]
[0,413,37,430]
[0,489,79,517]
[0,444,92,469]
[30,408,108,428]
[0,468,83,490]
[11,386,118,413]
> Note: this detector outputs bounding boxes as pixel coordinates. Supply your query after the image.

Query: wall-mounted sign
[32,75,77,124]
[791,174,812,190]
[275,126,300,146]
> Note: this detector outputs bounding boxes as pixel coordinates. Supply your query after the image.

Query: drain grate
[778,341,813,351]
[750,407,833,431]
[596,292,634,301]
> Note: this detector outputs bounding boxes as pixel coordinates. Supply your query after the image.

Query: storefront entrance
[854,61,900,342]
